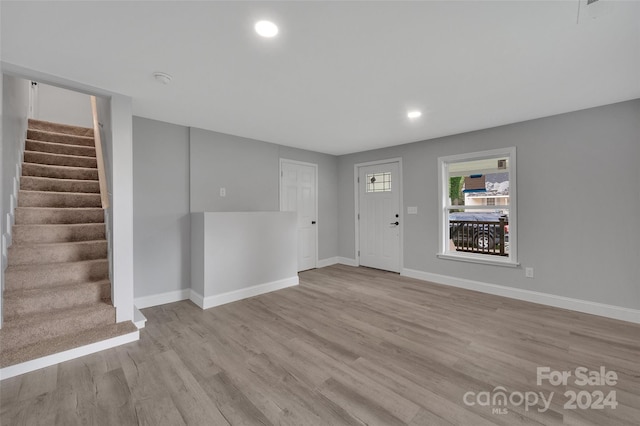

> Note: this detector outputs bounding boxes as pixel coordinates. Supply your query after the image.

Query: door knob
[390,221,399,226]
[311,221,316,224]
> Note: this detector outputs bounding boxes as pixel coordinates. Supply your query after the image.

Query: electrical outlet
[219,187,226,197]
[525,267,534,278]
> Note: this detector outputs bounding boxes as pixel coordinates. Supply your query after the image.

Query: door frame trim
[279,158,319,270]
[354,158,404,271]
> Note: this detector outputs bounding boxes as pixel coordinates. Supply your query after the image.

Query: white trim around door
[354,158,403,272]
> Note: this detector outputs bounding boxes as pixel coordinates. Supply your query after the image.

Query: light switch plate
[407,206,418,215]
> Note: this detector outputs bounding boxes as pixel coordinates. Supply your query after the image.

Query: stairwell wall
[1,74,29,327]
[35,83,93,128]
[1,76,29,270]
[107,95,135,323]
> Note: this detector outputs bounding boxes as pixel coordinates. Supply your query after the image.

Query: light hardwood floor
[1,265,639,425]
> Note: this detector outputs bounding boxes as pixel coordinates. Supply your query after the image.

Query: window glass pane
[441,150,515,261]
[448,209,510,256]
[366,172,391,192]
[463,172,509,209]
[448,163,509,209]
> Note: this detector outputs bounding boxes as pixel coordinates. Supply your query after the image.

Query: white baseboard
[190,276,299,310]
[338,257,358,267]
[189,290,204,308]
[134,277,300,311]
[318,257,359,268]
[401,268,640,324]
[317,257,339,268]
[134,289,190,309]
[133,307,147,329]
[0,330,139,381]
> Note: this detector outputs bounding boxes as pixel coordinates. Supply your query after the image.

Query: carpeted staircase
[0,119,137,369]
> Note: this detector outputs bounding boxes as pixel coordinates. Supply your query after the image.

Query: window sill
[437,252,519,268]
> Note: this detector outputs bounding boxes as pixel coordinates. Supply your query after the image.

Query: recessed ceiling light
[255,20,279,38]
[407,110,422,119]
[153,72,172,85]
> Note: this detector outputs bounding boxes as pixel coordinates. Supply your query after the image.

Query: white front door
[280,160,317,272]
[358,162,400,272]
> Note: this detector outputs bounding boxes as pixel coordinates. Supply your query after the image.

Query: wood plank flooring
[1,265,639,425]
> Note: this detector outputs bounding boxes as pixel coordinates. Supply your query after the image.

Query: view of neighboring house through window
[438,147,517,266]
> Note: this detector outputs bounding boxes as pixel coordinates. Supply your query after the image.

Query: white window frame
[437,147,518,267]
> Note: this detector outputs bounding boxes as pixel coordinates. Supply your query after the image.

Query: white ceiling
[2,1,639,155]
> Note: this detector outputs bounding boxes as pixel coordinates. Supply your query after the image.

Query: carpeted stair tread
[15,207,104,225]
[25,139,97,158]
[5,258,109,290]
[28,119,94,138]
[13,222,105,243]
[0,321,137,369]
[20,176,100,193]
[2,301,113,329]
[3,280,111,321]
[18,190,101,208]
[26,129,95,147]
[0,303,116,352]
[24,150,97,169]
[22,162,99,180]
[8,239,108,265]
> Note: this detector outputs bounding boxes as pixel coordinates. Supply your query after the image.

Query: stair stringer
[2,114,28,274]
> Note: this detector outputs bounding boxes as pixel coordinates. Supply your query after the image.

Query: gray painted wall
[189,127,339,261]
[190,127,280,212]
[132,122,339,302]
[132,117,190,299]
[131,99,638,312]
[338,99,640,310]
[36,83,93,128]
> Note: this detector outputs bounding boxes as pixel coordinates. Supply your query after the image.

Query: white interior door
[358,162,400,272]
[280,160,317,272]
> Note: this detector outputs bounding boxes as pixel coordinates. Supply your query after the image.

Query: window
[366,172,391,192]
[438,147,517,266]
